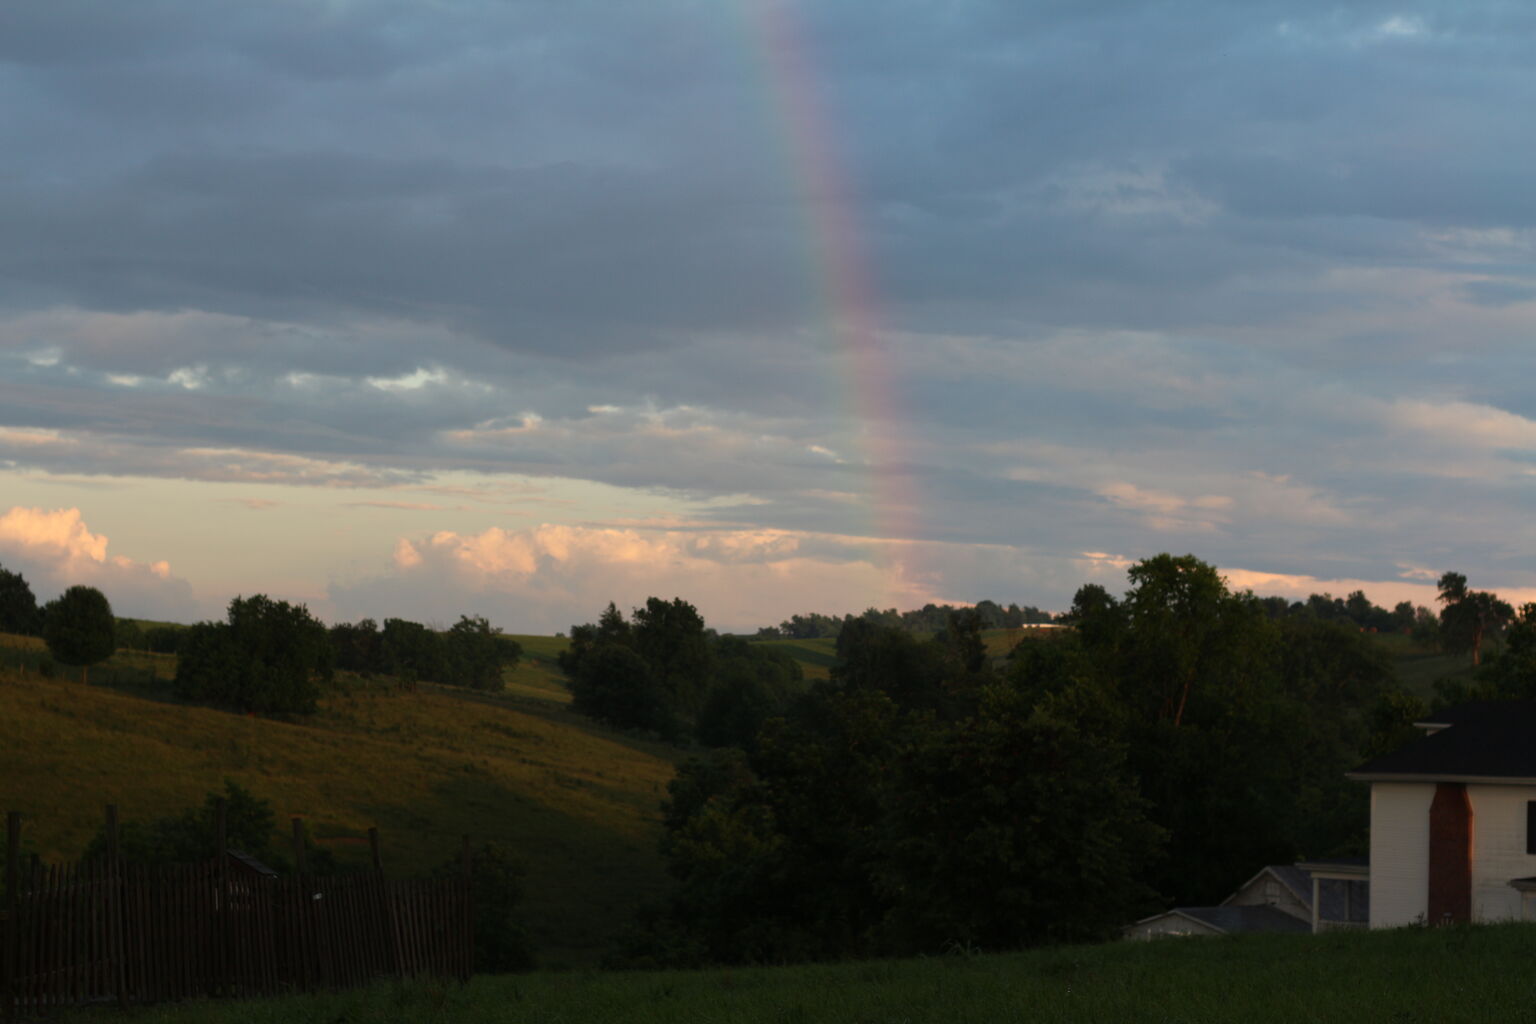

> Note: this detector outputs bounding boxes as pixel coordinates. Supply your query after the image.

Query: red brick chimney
[1427,782,1473,924]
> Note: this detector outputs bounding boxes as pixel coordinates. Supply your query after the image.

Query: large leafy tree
[176,594,332,713]
[0,565,42,635]
[871,688,1162,953]
[380,617,447,685]
[43,584,116,683]
[330,618,385,674]
[695,637,802,750]
[1015,554,1391,906]
[569,642,675,737]
[645,681,1162,964]
[562,598,714,740]
[632,597,713,717]
[1437,571,1514,666]
[443,614,520,690]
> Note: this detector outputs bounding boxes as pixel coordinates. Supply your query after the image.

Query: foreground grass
[59,923,1536,1024]
[0,661,678,965]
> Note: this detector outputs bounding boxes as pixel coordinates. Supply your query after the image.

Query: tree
[1437,571,1514,666]
[871,688,1162,953]
[381,617,447,685]
[330,618,385,674]
[696,638,802,750]
[82,781,333,873]
[43,585,116,683]
[438,842,533,972]
[0,565,41,635]
[1121,554,1270,727]
[114,618,146,652]
[175,595,332,713]
[568,641,675,737]
[442,614,520,690]
[632,597,713,717]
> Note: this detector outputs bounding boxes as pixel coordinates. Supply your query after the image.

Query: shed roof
[1173,906,1313,935]
[1349,701,1536,781]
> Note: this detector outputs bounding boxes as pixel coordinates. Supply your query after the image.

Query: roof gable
[1350,700,1536,780]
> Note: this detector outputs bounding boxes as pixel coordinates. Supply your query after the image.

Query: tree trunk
[1173,672,1193,727]
[1472,622,1484,667]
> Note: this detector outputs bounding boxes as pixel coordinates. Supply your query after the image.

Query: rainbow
[743,0,926,608]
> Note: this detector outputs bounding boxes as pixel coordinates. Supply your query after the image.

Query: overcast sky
[4,0,1536,631]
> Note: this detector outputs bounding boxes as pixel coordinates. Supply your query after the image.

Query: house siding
[1222,874,1310,922]
[1370,782,1433,928]
[1468,783,1536,922]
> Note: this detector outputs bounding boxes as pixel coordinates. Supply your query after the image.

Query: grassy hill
[746,626,1064,682]
[59,922,1536,1023]
[1367,631,1477,699]
[0,634,678,967]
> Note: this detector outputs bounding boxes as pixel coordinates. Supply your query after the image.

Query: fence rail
[1,808,472,1020]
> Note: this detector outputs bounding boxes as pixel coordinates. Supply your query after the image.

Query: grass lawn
[53,923,1536,1023]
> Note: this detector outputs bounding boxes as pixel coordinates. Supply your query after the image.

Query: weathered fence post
[459,836,473,982]
[106,805,127,1008]
[215,798,228,998]
[4,812,19,1023]
[290,818,311,990]
[370,829,404,979]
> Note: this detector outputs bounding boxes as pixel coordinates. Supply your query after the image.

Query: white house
[1346,700,1536,928]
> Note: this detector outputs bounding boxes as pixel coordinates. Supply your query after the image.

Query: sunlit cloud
[335,522,931,633]
[0,507,196,619]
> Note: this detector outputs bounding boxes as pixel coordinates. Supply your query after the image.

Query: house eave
[1345,772,1536,786]
[1295,860,1370,880]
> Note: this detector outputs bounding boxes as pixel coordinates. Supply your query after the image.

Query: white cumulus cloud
[0,507,197,620]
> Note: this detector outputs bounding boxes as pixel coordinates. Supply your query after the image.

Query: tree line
[764,599,1055,640]
[0,562,520,713]
[562,556,1536,966]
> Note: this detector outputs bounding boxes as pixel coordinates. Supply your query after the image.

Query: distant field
[503,634,573,705]
[64,922,1536,1024]
[0,639,678,966]
[1367,631,1477,699]
[748,637,837,679]
[747,626,1062,683]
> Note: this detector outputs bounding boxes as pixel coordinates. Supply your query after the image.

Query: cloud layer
[4,2,1536,621]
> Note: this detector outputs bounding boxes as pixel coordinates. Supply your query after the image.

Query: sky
[4,0,1536,633]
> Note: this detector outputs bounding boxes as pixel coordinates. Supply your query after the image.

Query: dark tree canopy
[175,594,332,713]
[0,564,42,635]
[443,614,520,690]
[380,617,448,685]
[82,781,333,874]
[43,584,116,681]
[1437,571,1514,666]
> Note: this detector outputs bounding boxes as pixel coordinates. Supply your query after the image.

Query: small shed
[1125,861,1369,940]
[1127,905,1312,939]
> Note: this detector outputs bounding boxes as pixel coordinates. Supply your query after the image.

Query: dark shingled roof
[1350,701,1536,779]
[1175,906,1313,935]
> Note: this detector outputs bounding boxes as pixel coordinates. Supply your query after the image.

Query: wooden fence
[2,809,473,1019]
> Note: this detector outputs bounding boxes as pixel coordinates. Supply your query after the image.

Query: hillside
[1368,631,1477,698]
[62,922,1536,1023]
[0,634,678,967]
[746,626,1065,682]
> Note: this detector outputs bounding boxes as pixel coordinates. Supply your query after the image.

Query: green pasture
[0,642,678,965]
[56,923,1536,1024]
